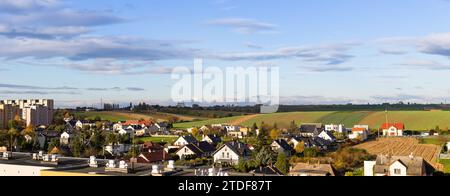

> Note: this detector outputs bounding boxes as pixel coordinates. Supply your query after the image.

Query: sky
[1,0,450,108]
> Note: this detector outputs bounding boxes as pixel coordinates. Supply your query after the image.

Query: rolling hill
[174,111,450,131]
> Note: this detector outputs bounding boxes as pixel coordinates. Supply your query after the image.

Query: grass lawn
[420,136,450,146]
[440,159,450,173]
[137,136,178,144]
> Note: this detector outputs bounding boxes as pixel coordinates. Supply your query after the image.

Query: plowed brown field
[355,137,443,171]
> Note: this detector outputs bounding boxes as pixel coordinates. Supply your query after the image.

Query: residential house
[239,127,250,137]
[213,141,252,165]
[381,123,405,137]
[176,141,216,158]
[137,150,170,164]
[290,136,332,151]
[349,127,369,141]
[75,120,96,130]
[202,134,222,146]
[60,131,73,145]
[318,131,336,142]
[364,154,432,176]
[199,125,211,133]
[298,123,324,137]
[105,144,132,156]
[225,125,240,132]
[288,163,335,176]
[148,122,170,135]
[325,124,345,133]
[227,131,244,139]
[271,139,294,156]
[173,135,198,147]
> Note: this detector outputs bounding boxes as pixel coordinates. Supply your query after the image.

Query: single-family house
[271,139,294,156]
[213,141,252,165]
[60,131,73,145]
[225,125,240,132]
[382,123,405,137]
[318,131,336,142]
[75,120,96,130]
[349,127,369,141]
[137,150,170,164]
[227,131,244,139]
[176,141,216,158]
[364,154,433,176]
[298,124,324,137]
[325,124,345,133]
[202,134,222,146]
[173,135,198,147]
[290,136,332,151]
[105,144,132,155]
[288,163,335,176]
[148,122,170,135]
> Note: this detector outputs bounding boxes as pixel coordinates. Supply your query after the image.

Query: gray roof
[213,141,251,157]
[373,155,427,176]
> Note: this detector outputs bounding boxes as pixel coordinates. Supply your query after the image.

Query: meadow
[174,110,450,131]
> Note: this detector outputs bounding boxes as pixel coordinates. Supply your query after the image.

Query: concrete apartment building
[0,99,54,128]
[0,104,21,129]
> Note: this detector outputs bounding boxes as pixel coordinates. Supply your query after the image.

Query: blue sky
[1,0,450,108]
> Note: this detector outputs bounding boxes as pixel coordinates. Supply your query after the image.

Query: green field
[174,116,245,129]
[137,136,178,144]
[174,111,450,131]
[440,159,450,173]
[420,136,450,146]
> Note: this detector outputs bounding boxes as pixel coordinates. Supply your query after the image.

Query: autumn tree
[270,129,281,140]
[294,141,305,154]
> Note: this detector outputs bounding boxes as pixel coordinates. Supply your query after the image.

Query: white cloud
[206,18,277,34]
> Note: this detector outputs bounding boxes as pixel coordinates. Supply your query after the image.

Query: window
[394,169,401,175]
[226,153,230,158]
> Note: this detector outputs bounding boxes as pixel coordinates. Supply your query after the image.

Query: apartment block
[0,99,54,127]
[0,104,21,129]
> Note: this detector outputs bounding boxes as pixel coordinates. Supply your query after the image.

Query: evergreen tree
[275,152,289,175]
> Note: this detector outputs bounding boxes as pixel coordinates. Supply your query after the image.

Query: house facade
[271,139,293,156]
[173,135,198,147]
[364,154,430,176]
[213,141,251,165]
[381,123,405,137]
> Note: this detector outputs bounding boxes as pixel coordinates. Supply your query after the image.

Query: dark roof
[214,141,251,157]
[205,134,222,144]
[196,141,216,153]
[178,141,216,157]
[67,120,77,127]
[181,135,198,144]
[182,144,204,156]
[251,166,284,176]
[273,139,293,152]
[292,136,331,148]
[299,124,323,134]
[321,131,336,140]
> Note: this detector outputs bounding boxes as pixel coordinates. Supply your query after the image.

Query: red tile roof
[352,127,367,132]
[137,150,170,164]
[381,123,405,130]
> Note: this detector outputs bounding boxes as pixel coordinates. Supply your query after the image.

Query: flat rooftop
[0,153,155,176]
